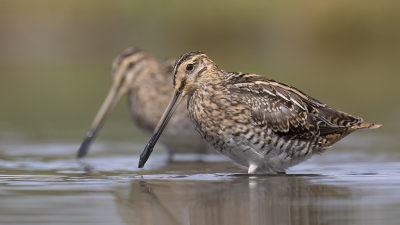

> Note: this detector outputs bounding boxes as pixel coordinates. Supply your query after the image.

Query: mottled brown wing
[229,73,363,137]
[230,80,319,138]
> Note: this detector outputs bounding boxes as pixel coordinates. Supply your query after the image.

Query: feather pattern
[228,73,363,137]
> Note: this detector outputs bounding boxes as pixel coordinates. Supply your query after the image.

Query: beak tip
[138,159,145,168]
[77,136,92,158]
[138,143,154,168]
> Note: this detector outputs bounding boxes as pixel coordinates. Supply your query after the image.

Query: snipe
[138,51,381,174]
[77,48,214,158]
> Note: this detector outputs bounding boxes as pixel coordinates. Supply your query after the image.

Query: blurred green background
[0,0,399,146]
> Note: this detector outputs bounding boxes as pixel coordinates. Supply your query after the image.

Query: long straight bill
[138,89,184,168]
[77,84,122,158]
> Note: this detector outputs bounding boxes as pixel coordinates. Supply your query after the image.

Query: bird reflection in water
[113,175,360,225]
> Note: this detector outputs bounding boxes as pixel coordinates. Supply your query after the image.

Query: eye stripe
[196,67,207,77]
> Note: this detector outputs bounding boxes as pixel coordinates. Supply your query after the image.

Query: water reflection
[114,176,358,225]
[1,141,399,225]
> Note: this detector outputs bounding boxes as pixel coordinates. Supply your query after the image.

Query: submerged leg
[248,164,285,174]
[248,164,258,174]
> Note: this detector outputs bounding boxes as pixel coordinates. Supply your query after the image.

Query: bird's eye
[128,62,135,68]
[186,64,194,71]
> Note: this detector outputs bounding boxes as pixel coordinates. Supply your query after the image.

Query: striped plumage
[77,48,214,159]
[138,51,381,174]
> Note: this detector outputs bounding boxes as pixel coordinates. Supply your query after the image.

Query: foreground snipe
[77,48,214,158]
[138,51,381,174]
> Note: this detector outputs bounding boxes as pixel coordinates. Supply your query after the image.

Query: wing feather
[229,74,362,138]
[232,82,319,138]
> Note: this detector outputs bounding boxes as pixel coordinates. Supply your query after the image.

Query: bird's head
[77,47,155,158]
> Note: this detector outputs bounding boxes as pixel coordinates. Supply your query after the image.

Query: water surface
[1,133,399,225]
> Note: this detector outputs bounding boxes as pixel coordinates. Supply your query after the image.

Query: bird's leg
[247,164,258,174]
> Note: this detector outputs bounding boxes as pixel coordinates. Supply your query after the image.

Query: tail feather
[351,122,382,130]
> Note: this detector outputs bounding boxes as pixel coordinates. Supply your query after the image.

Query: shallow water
[1,133,400,225]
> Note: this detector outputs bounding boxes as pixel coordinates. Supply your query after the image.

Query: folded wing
[229,74,362,138]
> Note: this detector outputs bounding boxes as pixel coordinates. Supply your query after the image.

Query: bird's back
[226,72,381,143]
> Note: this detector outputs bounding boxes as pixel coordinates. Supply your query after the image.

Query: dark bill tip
[138,143,153,168]
[77,131,94,158]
